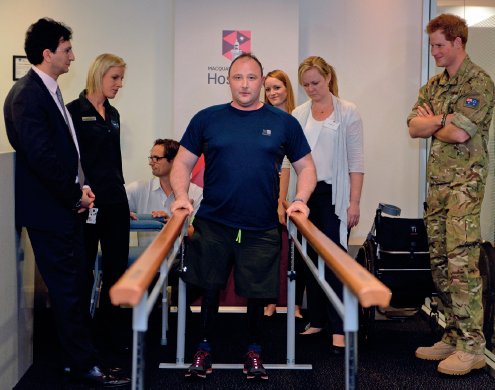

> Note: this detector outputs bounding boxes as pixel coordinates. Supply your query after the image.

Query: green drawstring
[236,229,241,243]
[190,216,195,224]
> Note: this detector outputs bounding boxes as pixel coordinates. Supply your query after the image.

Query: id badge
[86,208,98,224]
[323,118,340,130]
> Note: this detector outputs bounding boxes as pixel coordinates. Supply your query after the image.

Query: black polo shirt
[67,90,127,205]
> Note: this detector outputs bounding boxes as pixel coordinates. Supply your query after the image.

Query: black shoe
[63,365,124,378]
[243,351,268,380]
[330,345,345,356]
[74,365,130,387]
[100,363,125,376]
[185,350,212,379]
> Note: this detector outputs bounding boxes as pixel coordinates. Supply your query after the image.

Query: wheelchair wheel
[356,239,376,342]
[480,241,495,351]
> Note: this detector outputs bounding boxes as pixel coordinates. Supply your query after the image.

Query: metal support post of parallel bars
[176,278,187,365]
[344,286,358,390]
[161,273,168,345]
[130,217,189,386]
[132,291,148,390]
[176,235,187,365]
[287,217,358,390]
[286,234,296,365]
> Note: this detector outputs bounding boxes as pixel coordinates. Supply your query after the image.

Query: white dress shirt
[32,66,81,184]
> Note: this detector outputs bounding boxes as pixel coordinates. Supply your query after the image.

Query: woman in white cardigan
[281,56,364,354]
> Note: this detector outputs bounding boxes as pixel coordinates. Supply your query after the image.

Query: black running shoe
[185,350,212,378]
[243,351,268,380]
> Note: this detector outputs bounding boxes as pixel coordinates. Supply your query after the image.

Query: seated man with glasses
[126,138,203,310]
[126,138,203,246]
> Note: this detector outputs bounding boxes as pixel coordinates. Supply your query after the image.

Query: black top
[67,90,126,205]
[180,103,310,230]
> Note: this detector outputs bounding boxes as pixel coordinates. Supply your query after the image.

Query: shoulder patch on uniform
[464,98,479,108]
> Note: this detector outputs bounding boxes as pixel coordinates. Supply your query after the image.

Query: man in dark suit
[3,18,129,387]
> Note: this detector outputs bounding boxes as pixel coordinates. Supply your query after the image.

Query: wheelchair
[356,203,495,345]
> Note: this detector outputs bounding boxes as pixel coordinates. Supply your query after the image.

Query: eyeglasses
[55,49,73,54]
[148,156,167,163]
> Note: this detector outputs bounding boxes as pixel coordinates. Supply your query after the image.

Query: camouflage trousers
[424,181,485,354]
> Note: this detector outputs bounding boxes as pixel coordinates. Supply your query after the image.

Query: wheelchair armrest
[378,203,401,217]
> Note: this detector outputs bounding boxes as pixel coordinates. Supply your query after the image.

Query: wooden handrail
[110,202,390,308]
[284,201,391,308]
[109,209,189,307]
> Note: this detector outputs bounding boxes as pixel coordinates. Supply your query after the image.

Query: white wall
[0,152,17,388]
[438,5,495,250]
[0,0,175,185]
[299,0,424,241]
[174,0,300,141]
[0,152,33,389]
[0,0,424,243]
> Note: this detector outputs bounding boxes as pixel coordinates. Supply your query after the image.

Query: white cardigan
[284,94,364,249]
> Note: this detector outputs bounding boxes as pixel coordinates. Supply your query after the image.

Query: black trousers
[303,182,346,335]
[200,289,265,346]
[83,201,130,345]
[27,213,97,371]
[294,246,307,307]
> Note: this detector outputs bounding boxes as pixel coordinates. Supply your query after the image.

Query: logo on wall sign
[222,30,251,61]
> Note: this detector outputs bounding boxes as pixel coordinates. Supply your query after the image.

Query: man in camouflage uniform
[408,14,495,375]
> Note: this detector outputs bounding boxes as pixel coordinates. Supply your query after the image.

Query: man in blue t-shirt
[171,53,316,381]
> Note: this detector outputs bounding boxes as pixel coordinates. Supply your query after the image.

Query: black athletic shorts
[182,217,281,299]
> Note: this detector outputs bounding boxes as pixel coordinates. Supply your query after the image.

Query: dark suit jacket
[3,68,83,232]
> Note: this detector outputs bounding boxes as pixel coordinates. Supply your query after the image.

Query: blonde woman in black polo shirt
[67,54,130,352]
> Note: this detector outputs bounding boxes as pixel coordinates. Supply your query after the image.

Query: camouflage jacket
[407,55,495,184]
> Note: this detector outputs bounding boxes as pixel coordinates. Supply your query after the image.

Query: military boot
[415,341,456,360]
[437,350,485,375]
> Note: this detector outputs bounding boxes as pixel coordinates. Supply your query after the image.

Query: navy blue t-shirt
[180,103,311,230]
